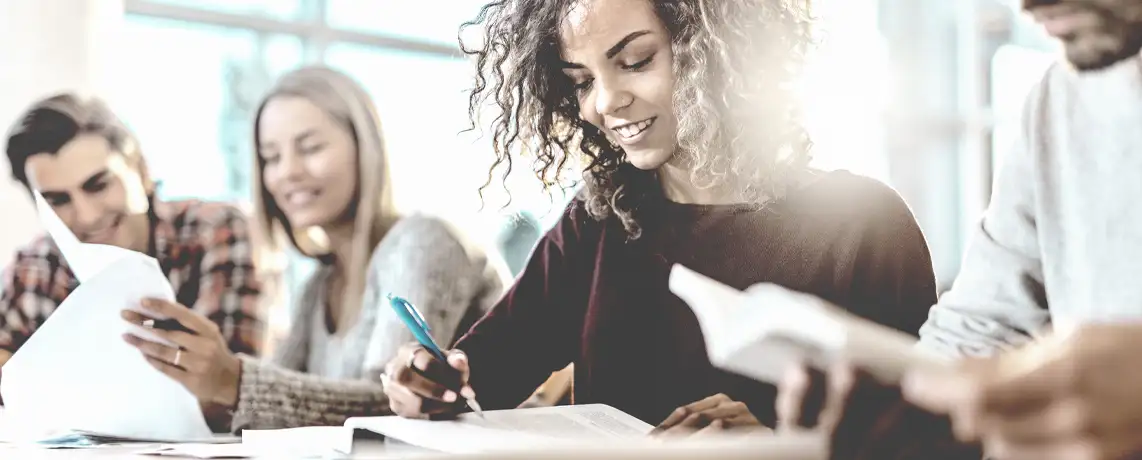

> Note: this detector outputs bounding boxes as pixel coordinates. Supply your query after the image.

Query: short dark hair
[5,93,139,189]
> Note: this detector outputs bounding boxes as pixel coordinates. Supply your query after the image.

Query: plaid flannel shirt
[0,199,266,357]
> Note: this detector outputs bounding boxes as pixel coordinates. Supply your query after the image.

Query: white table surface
[0,441,397,459]
[0,407,406,459]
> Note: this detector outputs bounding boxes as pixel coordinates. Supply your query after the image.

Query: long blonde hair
[251,65,399,334]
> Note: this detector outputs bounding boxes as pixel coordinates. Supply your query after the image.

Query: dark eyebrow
[294,129,318,143]
[606,30,651,59]
[81,170,111,189]
[39,190,69,201]
[560,30,654,69]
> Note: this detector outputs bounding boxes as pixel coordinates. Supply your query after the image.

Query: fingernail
[444,391,457,402]
[460,386,475,399]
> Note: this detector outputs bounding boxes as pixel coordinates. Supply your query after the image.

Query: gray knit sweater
[229,215,506,431]
[919,56,1142,356]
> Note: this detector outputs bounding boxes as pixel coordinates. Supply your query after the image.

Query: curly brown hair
[462,0,815,239]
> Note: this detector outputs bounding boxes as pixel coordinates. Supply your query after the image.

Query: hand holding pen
[381,294,485,419]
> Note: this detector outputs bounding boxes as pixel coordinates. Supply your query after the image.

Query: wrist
[212,354,241,408]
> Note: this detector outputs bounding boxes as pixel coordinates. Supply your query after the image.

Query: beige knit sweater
[228,215,507,431]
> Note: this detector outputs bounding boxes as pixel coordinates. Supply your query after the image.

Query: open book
[668,264,950,385]
[0,193,213,443]
[347,404,827,459]
[346,404,652,454]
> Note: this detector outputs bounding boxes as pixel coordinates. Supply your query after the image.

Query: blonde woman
[122,66,506,431]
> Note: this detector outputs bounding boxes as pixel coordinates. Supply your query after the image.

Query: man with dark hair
[0,93,266,377]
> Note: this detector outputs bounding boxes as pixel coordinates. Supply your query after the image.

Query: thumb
[446,350,474,398]
[447,349,469,372]
[776,365,809,430]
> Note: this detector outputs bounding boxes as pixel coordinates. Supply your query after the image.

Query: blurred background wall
[0,0,1061,296]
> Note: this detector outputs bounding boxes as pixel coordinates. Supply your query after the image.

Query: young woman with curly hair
[382,0,937,434]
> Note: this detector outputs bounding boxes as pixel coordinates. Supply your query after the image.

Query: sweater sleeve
[229,216,504,431]
[230,355,390,430]
[917,69,1055,358]
[453,201,595,411]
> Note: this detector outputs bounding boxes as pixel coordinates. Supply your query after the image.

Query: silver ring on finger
[174,349,182,367]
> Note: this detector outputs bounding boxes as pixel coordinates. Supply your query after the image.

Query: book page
[669,264,950,385]
[345,404,652,454]
[466,404,653,439]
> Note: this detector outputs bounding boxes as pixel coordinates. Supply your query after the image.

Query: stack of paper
[668,264,949,385]
[0,193,212,442]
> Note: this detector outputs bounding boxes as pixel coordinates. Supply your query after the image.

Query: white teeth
[286,190,318,206]
[616,119,654,139]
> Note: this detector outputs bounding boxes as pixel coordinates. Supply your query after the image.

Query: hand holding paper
[0,192,211,442]
[121,298,242,409]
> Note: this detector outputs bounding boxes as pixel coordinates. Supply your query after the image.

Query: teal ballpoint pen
[387,293,485,418]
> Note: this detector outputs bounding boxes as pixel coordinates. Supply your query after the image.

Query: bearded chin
[1065,18,1142,71]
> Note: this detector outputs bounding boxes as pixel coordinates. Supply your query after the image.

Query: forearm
[230,355,391,432]
[918,303,1037,358]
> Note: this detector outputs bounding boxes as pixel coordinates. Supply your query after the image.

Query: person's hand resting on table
[381,343,476,419]
[652,393,768,436]
[121,298,241,425]
[904,323,1142,460]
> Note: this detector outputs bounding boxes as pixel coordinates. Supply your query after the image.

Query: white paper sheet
[241,426,354,456]
[0,192,212,442]
[669,264,950,385]
[345,404,653,454]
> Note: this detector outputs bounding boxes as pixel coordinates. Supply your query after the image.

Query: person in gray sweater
[778,1,1142,458]
[122,66,506,432]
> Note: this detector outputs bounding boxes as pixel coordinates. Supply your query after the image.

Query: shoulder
[378,214,468,257]
[3,234,75,302]
[157,199,252,242]
[371,214,492,274]
[1030,58,1140,126]
[787,170,926,246]
[369,214,509,294]
[11,234,61,261]
[541,195,605,250]
[793,170,915,220]
[7,234,67,275]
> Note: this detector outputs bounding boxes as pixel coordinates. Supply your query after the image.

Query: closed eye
[622,55,654,70]
[573,78,594,93]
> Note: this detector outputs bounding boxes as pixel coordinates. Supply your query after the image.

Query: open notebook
[0,193,214,443]
[668,264,950,385]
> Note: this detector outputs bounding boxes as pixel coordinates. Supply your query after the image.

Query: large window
[802,0,890,183]
[145,0,305,20]
[116,14,303,202]
[325,0,486,45]
[118,0,566,221]
[324,44,485,216]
